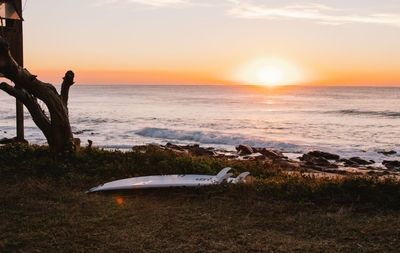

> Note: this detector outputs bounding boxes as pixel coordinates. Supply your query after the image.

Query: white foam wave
[135,127,301,150]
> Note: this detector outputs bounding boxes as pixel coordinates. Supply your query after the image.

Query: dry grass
[1,144,399,252]
[1,176,399,252]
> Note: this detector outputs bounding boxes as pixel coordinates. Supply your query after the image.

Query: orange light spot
[116,197,124,205]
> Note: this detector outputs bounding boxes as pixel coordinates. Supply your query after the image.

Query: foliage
[0,143,399,209]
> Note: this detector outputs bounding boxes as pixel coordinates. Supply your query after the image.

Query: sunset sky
[22,0,400,86]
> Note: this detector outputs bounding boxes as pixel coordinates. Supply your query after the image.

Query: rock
[254,154,266,161]
[257,148,284,160]
[340,157,374,167]
[220,154,239,159]
[0,137,28,144]
[250,153,266,160]
[187,145,215,156]
[300,154,331,166]
[305,164,325,172]
[382,160,400,170]
[236,144,253,155]
[307,151,340,161]
[314,158,331,166]
[299,151,341,171]
[132,145,149,152]
[150,144,165,150]
[165,142,184,151]
[348,157,373,165]
[0,138,13,144]
[340,159,358,167]
[378,150,397,156]
[328,163,339,169]
[242,153,265,161]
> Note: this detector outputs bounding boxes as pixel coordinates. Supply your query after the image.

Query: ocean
[1,85,399,162]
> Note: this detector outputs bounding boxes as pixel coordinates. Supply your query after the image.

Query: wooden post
[14,0,23,141]
[4,0,24,140]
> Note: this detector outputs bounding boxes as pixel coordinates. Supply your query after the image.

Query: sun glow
[257,66,283,85]
[233,58,304,87]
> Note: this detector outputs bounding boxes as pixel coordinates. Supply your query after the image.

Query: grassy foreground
[1,144,400,252]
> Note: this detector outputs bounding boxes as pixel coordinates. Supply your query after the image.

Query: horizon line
[69,83,400,87]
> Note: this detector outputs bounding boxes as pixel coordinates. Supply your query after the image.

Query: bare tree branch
[0,81,22,99]
[60,70,75,107]
[0,82,51,134]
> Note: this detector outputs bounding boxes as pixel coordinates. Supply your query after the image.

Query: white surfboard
[87,167,250,193]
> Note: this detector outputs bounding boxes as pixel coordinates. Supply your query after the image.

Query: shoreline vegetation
[1,143,400,251]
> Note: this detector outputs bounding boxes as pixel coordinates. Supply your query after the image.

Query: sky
[21,0,400,85]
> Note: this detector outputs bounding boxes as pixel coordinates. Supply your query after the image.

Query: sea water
[1,85,399,162]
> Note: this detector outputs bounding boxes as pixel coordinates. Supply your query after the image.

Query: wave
[98,145,133,150]
[3,115,32,120]
[335,109,400,118]
[71,117,128,124]
[135,127,300,150]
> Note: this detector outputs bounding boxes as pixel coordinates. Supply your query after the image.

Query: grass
[1,143,400,252]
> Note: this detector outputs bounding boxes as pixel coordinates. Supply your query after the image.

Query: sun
[257,66,284,86]
[232,58,304,87]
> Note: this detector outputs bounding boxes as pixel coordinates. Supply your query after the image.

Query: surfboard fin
[225,172,250,183]
[236,172,250,182]
[216,167,232,179]
[217,173,233,183]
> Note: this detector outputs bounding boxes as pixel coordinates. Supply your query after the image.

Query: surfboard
[87,167,250,193]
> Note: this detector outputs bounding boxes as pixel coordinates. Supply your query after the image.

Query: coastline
[1,137,399,178]
[0,134,400,179]
[132,142,400,179]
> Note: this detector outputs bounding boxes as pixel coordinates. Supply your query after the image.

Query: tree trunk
[0,36,76,152]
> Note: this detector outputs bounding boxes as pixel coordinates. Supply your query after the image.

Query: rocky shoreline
[133,143,400,177]
[2,137,399,177]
